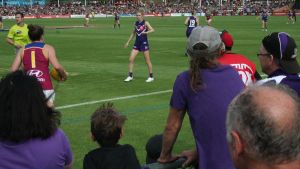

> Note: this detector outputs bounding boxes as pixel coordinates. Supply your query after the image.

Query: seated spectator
[158,26,244,169]
[83,102,140,169]
[256,32,300,97]
[226,84,300,169]
[0,70,73,169]
[218,30,261,85]
[145,134,163,164]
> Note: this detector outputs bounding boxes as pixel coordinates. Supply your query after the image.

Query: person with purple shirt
[0,71,73,169]
[157,26,244,169]
[256,32,300,97]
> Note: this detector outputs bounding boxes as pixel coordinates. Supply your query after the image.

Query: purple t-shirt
[170,65,244,169]
[0,128,73,169]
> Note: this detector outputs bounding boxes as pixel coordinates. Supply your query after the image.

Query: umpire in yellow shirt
[6,12,30,53]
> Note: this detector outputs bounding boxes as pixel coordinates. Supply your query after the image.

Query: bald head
[227,84,300,164]
[253,86,298,130]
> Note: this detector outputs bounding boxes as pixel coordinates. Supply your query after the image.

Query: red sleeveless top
[23,42,53,90]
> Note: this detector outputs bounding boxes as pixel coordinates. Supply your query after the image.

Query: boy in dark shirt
[83,103,140,169]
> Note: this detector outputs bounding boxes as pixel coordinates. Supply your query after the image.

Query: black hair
[15,11,24,18]
[28,24,44,41]
[0,71,60,143]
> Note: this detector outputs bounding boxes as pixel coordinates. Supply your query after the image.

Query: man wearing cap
[256,32,300,97]
[158,26,244,169]
[219,30,261,86]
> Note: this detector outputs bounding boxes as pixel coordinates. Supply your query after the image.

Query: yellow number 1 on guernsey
[31,51,36,68]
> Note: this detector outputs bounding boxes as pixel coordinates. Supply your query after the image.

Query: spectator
[226,84,300,169]
[0,71,73,169]
[6,12,30,53]
[83,102,140,169]
[218,30,261,86]
[145,134,163,164]
[10,24,68,108]
[256,32,300,97]
[158,26,244,169]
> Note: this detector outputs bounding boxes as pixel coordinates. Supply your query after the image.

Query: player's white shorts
[44,89,55,103]
[85,18,90,21]
[207,19,212,23]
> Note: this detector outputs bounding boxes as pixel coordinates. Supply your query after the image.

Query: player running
[124,9,155,82]
[10,24,68,107]
[184,11,199,38]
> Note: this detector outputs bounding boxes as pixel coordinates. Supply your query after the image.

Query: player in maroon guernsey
[218,30,261,86]
[11,24,68,107]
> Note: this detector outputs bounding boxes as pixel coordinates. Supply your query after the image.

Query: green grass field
[0,16,299,169]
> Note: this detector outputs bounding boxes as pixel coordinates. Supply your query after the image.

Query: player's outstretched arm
[10,48,24,71]
[47,44,68,81]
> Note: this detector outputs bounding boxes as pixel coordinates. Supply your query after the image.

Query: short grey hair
[226,83,300,164]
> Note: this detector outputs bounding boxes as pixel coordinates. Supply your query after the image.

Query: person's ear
[269,54,280,66]
[90,132,96,141]
[120,127,124,139]
[231,130,244,156]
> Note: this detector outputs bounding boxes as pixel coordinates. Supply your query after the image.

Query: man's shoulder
[256,75,288,85]
[9,24,18,30]
[220,53,255,65]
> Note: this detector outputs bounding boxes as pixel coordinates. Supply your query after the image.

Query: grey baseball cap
[187,26,222,57]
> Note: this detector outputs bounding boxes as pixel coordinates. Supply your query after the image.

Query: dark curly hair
[91,102,127,147]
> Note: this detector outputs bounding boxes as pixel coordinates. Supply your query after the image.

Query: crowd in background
[0,0,294,16]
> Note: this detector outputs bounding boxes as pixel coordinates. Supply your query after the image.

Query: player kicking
[124,9,155,82]
[10,24,68,107]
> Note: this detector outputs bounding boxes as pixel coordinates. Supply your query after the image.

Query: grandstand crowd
[0,0,294,16]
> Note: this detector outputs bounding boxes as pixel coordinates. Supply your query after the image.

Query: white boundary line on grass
[56,89,172,110]
[56,74,268,110]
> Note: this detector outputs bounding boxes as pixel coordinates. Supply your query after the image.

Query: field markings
[56,74,268,110]
[56,89,172,110]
